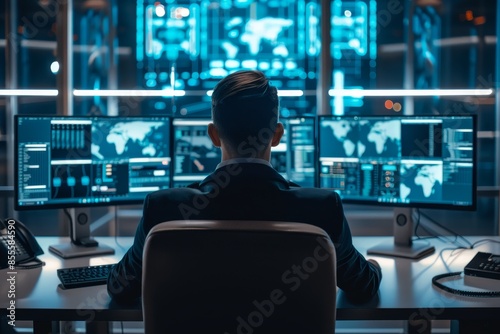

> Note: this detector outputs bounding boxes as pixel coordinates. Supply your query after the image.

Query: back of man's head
[211,70,279,157]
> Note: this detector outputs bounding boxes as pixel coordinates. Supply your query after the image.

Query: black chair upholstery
[142,220,337,334]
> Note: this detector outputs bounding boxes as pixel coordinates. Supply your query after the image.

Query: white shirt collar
[216,158,272,170]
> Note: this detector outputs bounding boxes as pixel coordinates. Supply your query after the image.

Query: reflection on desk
[0,266,42,299]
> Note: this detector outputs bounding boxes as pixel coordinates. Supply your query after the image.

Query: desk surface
[1,236,500,323]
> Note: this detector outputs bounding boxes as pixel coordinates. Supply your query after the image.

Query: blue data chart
[138,0,202,90]
[331,0,369,58]
[137,1,321,115]
[330,0,377,115]
[200,0,320,87]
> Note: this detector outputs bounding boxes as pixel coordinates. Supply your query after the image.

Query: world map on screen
[91,121,169,160]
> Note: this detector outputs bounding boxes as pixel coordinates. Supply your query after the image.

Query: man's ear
[208,123,221,147]
[271,122,284,147]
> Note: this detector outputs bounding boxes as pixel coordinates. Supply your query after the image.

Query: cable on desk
[414,209,500,297]
[419,209,473,248]
[437,238,500,273]
[63,208,77,244]
[413,209,452,244]
[438,246,469,273]
[432,239,500,297]
[414,209,473,249]
[413,209,439,240]
[432,272,500,297]
[471,238,500,248]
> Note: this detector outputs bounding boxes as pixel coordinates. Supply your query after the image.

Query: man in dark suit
[108,70,382,304]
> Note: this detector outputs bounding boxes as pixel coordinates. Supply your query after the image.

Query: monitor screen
[272,117,316,187]
[172,117,316,188]
[172,118,221,187]
[15,116,172,209]
[318,115,476,210]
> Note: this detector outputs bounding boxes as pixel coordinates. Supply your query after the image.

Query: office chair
[142,220,336,334]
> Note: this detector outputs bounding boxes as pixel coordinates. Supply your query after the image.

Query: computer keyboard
[57,263,115,289]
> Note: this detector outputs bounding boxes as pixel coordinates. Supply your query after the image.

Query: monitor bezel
[14,114,172,211]
[317,113,477,211]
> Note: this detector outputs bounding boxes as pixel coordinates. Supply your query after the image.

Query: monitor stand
[367,208,435,259]
[49,208,115,259]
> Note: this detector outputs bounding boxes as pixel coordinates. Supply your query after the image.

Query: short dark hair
[211,70,279,156]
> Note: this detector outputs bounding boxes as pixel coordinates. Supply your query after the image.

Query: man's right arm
[330,196,382,302]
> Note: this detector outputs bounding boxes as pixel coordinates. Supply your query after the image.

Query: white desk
[1,236,500,333]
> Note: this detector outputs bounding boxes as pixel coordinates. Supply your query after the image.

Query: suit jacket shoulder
[142,187,205,229]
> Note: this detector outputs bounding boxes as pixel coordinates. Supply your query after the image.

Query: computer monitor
[172,118,221,188]
[272,116,316,187]
[172,116,316,188]
[15,115,172,258]
[318,114,476,258]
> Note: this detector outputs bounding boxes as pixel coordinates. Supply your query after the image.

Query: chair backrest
[142,220,336,334]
